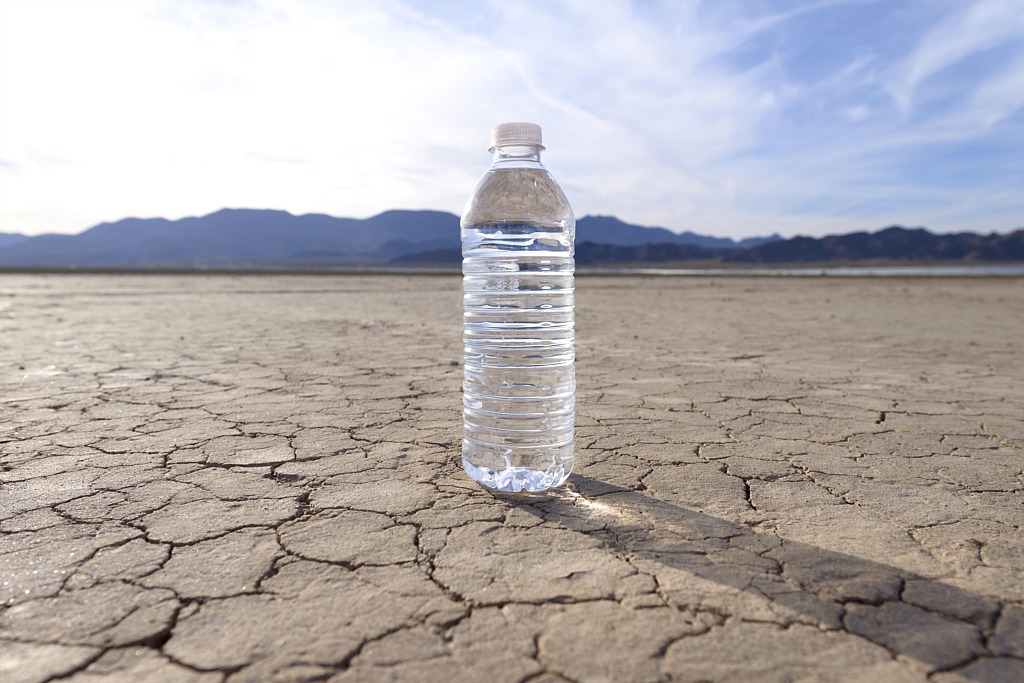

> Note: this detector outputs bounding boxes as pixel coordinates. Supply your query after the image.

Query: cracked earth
[0,273,1022,683]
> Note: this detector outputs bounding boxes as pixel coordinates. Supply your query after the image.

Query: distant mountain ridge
[0,208,1019,268]
[0,209,778,268]
[574,226,1024,265]
[0,209,460,268]
[0,233,29,250]
[577,215,779,249]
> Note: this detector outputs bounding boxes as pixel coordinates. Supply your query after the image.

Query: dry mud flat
[0,273,1022,683]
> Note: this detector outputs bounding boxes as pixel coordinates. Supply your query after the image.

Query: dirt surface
[1,273,1022,682]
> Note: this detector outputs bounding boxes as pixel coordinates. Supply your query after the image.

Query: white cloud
[0,0,1021,238]
[1,0,511,231]
[887,0,1024,113]
[845,105,870,121]
[966,50,1024,129]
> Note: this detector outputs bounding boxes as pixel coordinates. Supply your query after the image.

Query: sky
[1,0,1023,239]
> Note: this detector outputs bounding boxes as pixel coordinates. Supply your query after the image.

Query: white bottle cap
[490,122,544,150]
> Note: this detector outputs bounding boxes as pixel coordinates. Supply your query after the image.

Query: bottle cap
[490,122,544,150]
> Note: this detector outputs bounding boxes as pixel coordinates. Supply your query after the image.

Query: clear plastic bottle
[461,122,575,493]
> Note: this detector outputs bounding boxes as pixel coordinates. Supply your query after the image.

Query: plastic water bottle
[461,122,576,493]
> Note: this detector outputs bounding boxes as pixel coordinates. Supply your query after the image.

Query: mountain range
[574,226,1024,265]
[0,208,1020,268]
[0,209,778,268]
[0,233,29,251]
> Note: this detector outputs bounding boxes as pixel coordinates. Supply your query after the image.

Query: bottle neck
[490,143,544,168]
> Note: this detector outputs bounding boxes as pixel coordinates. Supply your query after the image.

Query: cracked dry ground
[0,274,1022,683]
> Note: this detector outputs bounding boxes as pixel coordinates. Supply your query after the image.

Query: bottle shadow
[501,474,1008,678]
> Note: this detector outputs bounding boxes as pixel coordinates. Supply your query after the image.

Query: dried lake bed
[1,273,1022,682]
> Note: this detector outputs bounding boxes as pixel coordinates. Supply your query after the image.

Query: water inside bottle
[462,222,575,492]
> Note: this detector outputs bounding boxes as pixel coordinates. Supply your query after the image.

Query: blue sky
[1,0,1022,238]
